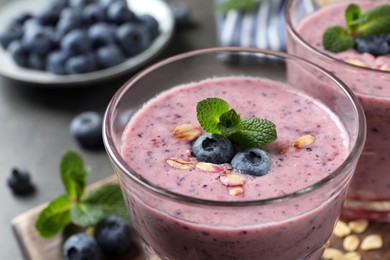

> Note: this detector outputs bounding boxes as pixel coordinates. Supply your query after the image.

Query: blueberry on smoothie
[231,148,271,176]
[355,36,390,56]
[63,233,102,260]
[69,111,103,149]
[94,215,132,257]
[192,133,235,164]
[7,167,35,195]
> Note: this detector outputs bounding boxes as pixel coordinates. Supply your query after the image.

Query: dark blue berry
[21,26,54,56]
[116,23,151,57]
[82,3,106,25]
[88,22,115,48]
[231,148,271,176]
[0,22,24,49]
[56,7,83,40]
[192,133,235,164]
[8,40,29,68]
[61,29,91,55]
[28,53,46,70]
[94,215,132,257]
[355,35,390,56]
[65,53,98,74]
[63,233,102,260]
[96,44,125,68]
[12,12,33,25]
[7,168,35,195]
[46,50,71,74]
[69,111,103,149]
[137,14,159,39]
[106,1,136,24]
[69,0,94,8]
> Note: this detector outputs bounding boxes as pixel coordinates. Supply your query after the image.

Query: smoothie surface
[120,77,348,201]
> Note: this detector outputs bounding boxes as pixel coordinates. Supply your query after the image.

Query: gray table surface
[0,0,216,259]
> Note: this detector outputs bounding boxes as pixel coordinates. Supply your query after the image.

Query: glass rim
[103,47,366,207]
[284,0,390,75]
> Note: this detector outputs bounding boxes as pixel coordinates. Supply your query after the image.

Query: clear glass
[103,48,366,260]
[286,0,390,221]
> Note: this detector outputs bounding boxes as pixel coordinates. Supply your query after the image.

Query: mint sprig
[35,151,128,239]
[197,97,277,148]
[322,4,390,53]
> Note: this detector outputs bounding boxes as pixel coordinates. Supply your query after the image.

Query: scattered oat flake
[293,134,316,149]
[228,186,244,196]
[195,162,224,173]
[166,158,194,170]
[343,252,361,260]
[333,220,351,237]
[360,234,383,251]
[172,123,201,141]
[348,219,369,234]
[322,248,344,260]
[343,234,360,252]
[344,59,367,67]
[219,173,246,187]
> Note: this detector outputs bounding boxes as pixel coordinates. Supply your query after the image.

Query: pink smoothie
[119,77,351,259]
[290,1,390,210]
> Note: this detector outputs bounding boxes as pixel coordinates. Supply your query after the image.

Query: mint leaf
[217,0,260,13]
[35,195,72,238]
[322,26,355,53]
[345,4,362,32]
[217,109,241,136]
[229,117,277,148]
[356,5,390,36]
[61,151,90,200]
[197,98,229,134]
[70,184,128,227]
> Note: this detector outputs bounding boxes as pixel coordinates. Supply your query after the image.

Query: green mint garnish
[217,0,261,13]
[322,4,390,53]
[197,97,277,148]
[35,151,128,239]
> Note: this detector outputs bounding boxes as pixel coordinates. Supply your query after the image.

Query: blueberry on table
[116,23,151,57]
[69,111,103,149]
[231,148,271,176]
[192,133,235,164]
[94,215,132,257]
[6,168,35,195]
[63,233,102,260]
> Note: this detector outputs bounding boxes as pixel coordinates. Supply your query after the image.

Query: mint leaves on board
[196,97,277,148]
[323,4,390,53]
[35,151,128,239]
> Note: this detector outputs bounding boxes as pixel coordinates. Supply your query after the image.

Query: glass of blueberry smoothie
[103,48,365,260]
[286,0,390,221]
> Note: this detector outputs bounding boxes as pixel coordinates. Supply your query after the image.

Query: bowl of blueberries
[0,0,175,85]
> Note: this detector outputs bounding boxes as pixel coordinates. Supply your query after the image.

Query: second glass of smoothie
[286,0,390,221]
[103,48,366,260]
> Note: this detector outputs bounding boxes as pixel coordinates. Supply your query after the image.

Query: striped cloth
[215,0,319,52]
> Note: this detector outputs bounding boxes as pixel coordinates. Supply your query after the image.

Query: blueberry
[61,29,91,55]
[6,168,35,195]
[96,44,125,68]
[12,12,33,26]
[88,22,115,48]
[0,22,24,49]
[137,14,159,39]
[69,111,103,149]
[63,233,102,260]
[82,3,106,25]
[231,148,271,176]
[65,53,98,74]
[56,7,83,40]
[69,0,94,8]
[106,1,136,24]
[8,40,29,68]
[46,50,71,74]
[355,36,390,56]
[28,53,46,70]
[116,23,151,57]
[21,25,54,56]
[192,133,235,164]
[94,215,132,257]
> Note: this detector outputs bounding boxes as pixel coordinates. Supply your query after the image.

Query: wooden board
[11,175,390,260]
